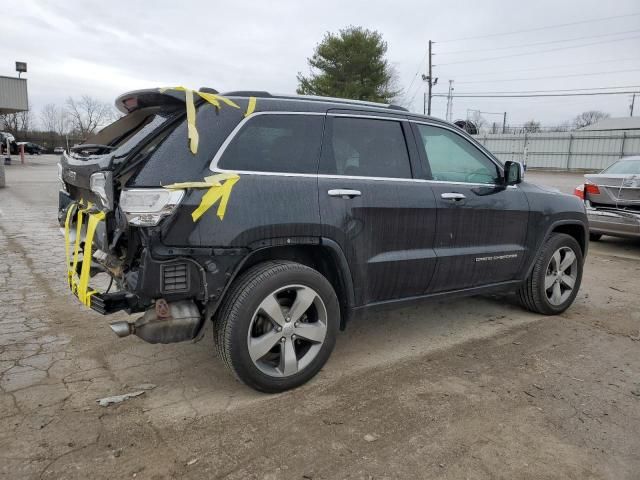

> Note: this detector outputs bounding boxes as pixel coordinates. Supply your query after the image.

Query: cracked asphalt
[1,157,639,479]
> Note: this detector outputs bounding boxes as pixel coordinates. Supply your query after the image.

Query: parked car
[53,147,65,154]
[574,156,640,240]
[0,132,18,155]
[16,142,45,155]
[58,88,588,392]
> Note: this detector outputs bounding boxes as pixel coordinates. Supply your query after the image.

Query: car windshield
[601,159,640,174]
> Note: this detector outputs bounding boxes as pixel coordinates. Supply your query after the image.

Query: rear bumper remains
[586,204,640,238]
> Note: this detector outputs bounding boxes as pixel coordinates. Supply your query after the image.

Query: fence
[473,131,640,171]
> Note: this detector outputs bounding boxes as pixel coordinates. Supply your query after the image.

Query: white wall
[474,131,640,171]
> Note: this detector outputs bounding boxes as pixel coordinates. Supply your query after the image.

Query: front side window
[416,124,499,184]
[218,114,324,174]
[320,117,412,179]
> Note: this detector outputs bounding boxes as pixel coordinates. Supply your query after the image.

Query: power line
[439,12,640,43]
[438,34,640,66]
[439,29,640,55]
[439,57,640,78]
[436,85,640,95]
[404,50,430,99]
[434,90,640,98]
[454,68,640,84]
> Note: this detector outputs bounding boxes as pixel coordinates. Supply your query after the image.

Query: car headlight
[90,171,114,210]
[119,188,185,226]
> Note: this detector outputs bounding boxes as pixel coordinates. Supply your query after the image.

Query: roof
[115,88,414,116]
[579,117,640,131]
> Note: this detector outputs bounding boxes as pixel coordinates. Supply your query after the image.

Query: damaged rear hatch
[59,89,186,211]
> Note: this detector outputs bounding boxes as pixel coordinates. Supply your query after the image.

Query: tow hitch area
[109,300,201,344]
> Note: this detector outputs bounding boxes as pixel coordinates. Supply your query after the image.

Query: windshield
[601,159,640,175]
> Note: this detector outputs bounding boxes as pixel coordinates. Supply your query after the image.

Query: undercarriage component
[109,300,201,344]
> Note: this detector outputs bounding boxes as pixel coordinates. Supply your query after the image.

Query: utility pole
[445,80,454,122]
[421,40,436,116]
[630,94,636,117]
[427,40,433,116]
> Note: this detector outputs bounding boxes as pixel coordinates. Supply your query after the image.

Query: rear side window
[218,114,324,174]
[320,117,412,179]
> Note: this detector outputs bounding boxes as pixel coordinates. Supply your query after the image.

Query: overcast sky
[3,0,639,127]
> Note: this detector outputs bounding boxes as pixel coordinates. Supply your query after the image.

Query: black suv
[58,88,588,392]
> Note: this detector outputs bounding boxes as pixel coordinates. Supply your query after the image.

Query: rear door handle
[441,192,466,201]
[328,189,361,199]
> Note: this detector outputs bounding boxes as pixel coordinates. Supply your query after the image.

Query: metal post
[19,144,25,164]
[502,112,507,134]
[566,133,573,171]
[523,133,528,170]
[620,131,627,158]
[427,40,432,116]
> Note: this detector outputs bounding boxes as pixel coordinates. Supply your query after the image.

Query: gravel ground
[1,157,639,479]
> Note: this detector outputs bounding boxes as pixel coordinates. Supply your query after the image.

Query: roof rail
[221,91,408,111]
[223,91,273,98]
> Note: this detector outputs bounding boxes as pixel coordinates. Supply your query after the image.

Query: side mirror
[504,161,524,185]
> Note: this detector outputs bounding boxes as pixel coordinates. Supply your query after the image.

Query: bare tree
[41,104,62,133]
[573,110,610,129]
[523,120,541,133]
[0,111,32,136]
[548,121,573,132]
[65,95,113,138]
[468,110,487,133]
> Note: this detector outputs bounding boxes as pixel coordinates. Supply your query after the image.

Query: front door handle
[441,192,466,201]
[328,189,361,199]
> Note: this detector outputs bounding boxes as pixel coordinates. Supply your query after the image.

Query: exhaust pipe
[109,300,202,344]
[110,321,133,337]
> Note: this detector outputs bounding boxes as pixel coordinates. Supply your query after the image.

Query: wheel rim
[545,246,578,306]
[247,284,328,378]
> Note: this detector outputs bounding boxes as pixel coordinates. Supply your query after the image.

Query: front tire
[214,261,339,393]
[518,233,583,315]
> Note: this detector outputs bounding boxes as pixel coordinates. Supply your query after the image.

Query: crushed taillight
[574,184,584,200]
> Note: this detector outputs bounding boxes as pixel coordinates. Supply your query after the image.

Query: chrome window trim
[209,111,515,188]
[328,112,408,121]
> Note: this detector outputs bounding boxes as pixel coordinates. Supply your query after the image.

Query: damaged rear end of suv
[59,88,250,345]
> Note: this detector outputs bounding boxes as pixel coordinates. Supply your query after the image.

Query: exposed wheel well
[551,223,586,254]
[233,245,353,328]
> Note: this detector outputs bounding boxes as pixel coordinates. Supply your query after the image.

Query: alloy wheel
[545,246,578,306]
[247,284,328,378]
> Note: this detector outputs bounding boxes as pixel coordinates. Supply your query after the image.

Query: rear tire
[518,233,583,315]
[589,233,602,242]
[214,261,339,393]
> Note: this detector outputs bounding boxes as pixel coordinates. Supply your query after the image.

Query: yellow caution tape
[165,172,240,222]
[77,211,106,306]
[159,86,240,154]
[64,202,106,308]
[64,203,78,288]
[245,96,257,117]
